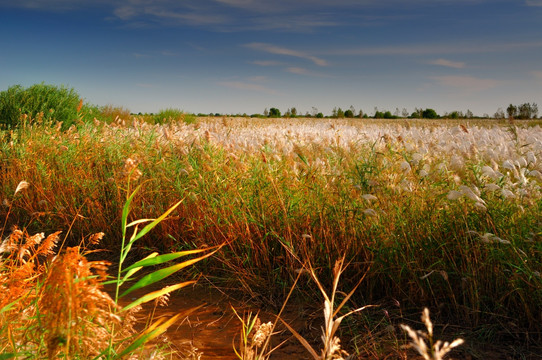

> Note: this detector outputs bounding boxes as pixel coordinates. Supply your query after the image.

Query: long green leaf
[126,218,155,228]
[121,184,142,239]
[115,316,174,359]
[122,280,195,312]
[115,305,202,359]
[130,199,183,243]
[122,248,209,273]
[120,225,139,266]
[0,297,22,315]
[121,252,159,284]
[120,248,218,298]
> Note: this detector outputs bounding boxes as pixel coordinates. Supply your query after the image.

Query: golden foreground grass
[1,116,541,358]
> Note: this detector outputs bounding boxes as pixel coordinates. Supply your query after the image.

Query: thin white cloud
[432,75,499,92]
[248,76,268,82]
[287,67,311,75]
[245,43,328,66]
[324,41,542,56]
[144,8,229,25]
[250,60,283,66]
[526,0,542,6]
[114,6,137,20]
[218,81,277,94]
[133,53,151,58]
[214,0,253,6]
[428,58,466,69]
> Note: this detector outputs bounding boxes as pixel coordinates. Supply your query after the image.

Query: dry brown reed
[0,226,137,358]
[39,246,119,358]
[401,308,464,360]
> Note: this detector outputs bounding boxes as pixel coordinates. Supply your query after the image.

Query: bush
[344,109,354,118]
[0,83,82,130]
[98,105,132,123]
[268,107,281,118]
[422,108,439,119]
[152,108,196,124]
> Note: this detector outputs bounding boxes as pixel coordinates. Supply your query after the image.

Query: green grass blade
[126,218,155,228]
[121,184,142,237]
[122,248,209,273]
[122,252,159,282]
[0,297,22,315]
[120,248,219,298]
[122,280,195,312]
[130,199,183,243]
[115,305,202,359]
[114,316,173,359]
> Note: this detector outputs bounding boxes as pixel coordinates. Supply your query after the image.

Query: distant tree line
[197,103,540,120]
[506,103,538,120]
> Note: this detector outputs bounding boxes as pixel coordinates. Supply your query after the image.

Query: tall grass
[0,179,217,358]
[1,115,541,354]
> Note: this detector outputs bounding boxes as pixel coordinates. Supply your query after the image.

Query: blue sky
[0,0,541,116]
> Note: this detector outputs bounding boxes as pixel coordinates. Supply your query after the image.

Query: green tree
[507,104,517,119]
[0,83,84,130]
[344,109,354,118]
[518,103,538,119]
[494,108,505,119]
[336,107,345,118]
[268,107,281,118]
[448,111,460,119]
[422,108,438,119]
[410,107,423,118]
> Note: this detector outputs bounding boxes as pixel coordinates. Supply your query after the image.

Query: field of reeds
[1,111,542,358]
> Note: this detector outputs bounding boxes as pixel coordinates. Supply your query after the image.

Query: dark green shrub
[344,109,354,118]
[268,107,281,118]
[0,83,82,129]
[422,108,439,119]
[152,108,196,124]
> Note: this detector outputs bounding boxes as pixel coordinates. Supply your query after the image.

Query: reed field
[1,107,542,358]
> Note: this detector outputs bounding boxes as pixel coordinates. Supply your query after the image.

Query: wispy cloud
[526,0,542,6]
[432,75,499,92]
[428,58,466,69]
[286,67,330,77]
[114,6,137,20]
[250,60,283,66]
[218,81,277,94]
[133,52,152,58]
[144,8,230,26]
[245,42,328,66]
[287,67,311,75]
[324,41,542,56]
[248,76,268,82]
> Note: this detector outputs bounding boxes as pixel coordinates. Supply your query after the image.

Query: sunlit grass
[1,114,541,357]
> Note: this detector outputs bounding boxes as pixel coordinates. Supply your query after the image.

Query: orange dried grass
[39,246,120,358]
[0,228,134,358]
[0,227,61,309]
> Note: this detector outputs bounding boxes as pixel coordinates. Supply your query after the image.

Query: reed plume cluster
[1,114,541,356]
[0,226,129,358]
